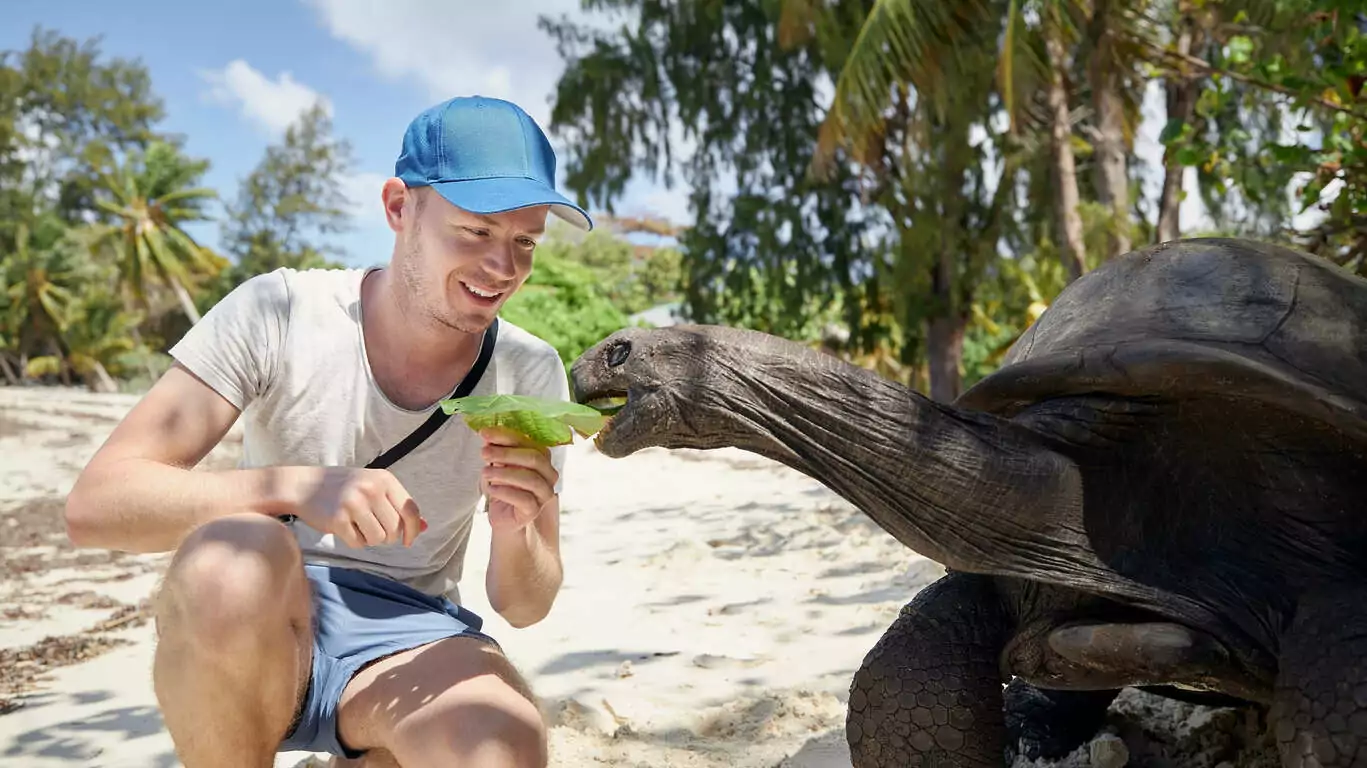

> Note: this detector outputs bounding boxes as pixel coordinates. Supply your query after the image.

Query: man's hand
[480,426,563,627]
[291,467,426,549]
[479,427,559,533]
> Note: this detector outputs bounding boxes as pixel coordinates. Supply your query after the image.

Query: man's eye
[464,227,489,237]
[518,238,537,248]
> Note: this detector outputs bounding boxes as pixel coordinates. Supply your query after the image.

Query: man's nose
[481,242,518,281]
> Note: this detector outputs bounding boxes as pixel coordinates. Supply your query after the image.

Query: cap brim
[429,176,593,231]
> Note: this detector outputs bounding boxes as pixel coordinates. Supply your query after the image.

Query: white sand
[0,385,937,767]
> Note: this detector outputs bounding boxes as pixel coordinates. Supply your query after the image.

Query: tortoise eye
[607,340,631,367]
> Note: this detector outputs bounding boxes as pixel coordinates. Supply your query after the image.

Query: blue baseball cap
[394,95,593,231]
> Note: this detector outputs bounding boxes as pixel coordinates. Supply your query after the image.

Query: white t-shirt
[169,266,570,605]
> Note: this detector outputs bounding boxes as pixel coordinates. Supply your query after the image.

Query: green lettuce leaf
[439,393,612,447]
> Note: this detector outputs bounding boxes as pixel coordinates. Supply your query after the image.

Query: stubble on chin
[429,287,500,335]
[434,310,488,335]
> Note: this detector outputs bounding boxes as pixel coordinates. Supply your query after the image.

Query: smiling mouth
[461,281,504,303]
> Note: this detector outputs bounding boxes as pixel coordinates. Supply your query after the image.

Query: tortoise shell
[957,238,1367,439]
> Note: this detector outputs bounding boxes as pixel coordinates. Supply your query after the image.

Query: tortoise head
[569,324,798,457]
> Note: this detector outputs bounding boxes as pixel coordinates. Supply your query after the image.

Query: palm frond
[143,227,192,285]
[94,198,139,219]
[999,0,1052,134]
[25,355,62,378]
[152,186,217,207]
[813,0,999,177]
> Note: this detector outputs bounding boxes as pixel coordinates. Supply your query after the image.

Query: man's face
[392,184,548,334]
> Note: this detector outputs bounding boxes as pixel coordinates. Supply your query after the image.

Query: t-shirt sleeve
[168,269,291,411]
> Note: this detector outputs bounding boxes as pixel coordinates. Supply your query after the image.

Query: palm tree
[90,140,221,324]
[24,286,144,393]
[787,0,1157,271]
[780,0,1019,401]
[0,222,78,382]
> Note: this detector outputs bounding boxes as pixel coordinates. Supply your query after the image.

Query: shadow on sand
[3,690,177,767]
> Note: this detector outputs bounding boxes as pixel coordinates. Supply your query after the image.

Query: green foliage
[219,102,355,279]
[541,0,887,354]
[543,0,1367,399]
[439,393,611,447]
[89,139,222,322]
[1157,1,1367,271]
[499,246,632,369]
[961,246,1069,387]
[188,102,357,329]
[497,223,685,369]
[0,27,214,389]
[0,27,166,241]
[535,222,684,314]
[3,8,1365,395]
[25,282,146,388]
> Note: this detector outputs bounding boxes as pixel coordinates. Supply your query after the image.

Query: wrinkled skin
[570,239,1367,767]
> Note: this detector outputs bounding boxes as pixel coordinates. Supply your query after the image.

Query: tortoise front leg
[1273,587,1367,768]
[847,572,1010,768]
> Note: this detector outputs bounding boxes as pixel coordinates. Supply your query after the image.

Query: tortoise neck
[706,350,1085,573]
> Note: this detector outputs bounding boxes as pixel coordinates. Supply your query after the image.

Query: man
[63,95,593,768]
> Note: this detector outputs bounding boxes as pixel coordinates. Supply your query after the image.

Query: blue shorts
[278,563,499,757]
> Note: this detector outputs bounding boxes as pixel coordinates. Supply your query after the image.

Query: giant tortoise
[568,238,1367,767]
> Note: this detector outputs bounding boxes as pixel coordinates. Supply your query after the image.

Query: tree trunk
[921,106,973,403]
[49,339,70,386]
[1088,0,1131,259]
[1045,6,1088,281]
[171,276,202,324]
[1156,7,1205,244]
[0,354,18,385]
[89,361,119,394]
[926,313,966,403]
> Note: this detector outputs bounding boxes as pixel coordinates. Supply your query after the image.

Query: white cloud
[300,0,591,127]
[300,0,696,226]
[201,59,331,136]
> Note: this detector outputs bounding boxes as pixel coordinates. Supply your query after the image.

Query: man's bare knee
[155,512,304,654]
[412,679,547,768]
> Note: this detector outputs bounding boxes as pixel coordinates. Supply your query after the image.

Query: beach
[0,386,1281,768]
[0,385,928,767]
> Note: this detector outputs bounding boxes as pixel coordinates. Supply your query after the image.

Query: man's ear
[381,178,411,232]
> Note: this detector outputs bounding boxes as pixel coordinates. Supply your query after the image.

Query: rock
[1090,733,1130,768]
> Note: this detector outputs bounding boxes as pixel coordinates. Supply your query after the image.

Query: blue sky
[2,0,690,268]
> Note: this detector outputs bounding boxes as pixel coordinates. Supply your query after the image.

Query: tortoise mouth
[582,394,627,416]
[574,386,653,456]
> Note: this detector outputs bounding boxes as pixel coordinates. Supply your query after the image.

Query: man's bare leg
[152,514,314,768]
[335,636,547,767]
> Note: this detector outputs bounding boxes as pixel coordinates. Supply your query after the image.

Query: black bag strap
[366,317,499,470]
[277,320,499,525]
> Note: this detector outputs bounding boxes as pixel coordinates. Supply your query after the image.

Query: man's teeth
[464,283,500,298]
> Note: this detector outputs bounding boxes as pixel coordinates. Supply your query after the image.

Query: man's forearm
[485,502,563,628]
[64,458,307,553]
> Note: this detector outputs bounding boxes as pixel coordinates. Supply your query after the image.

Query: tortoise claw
[1045,621,1263,701]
